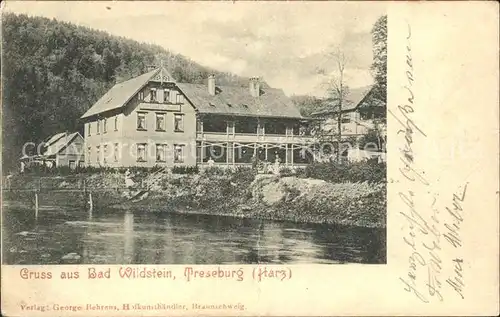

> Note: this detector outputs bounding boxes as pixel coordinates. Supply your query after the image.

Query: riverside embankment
[3,165,386,228]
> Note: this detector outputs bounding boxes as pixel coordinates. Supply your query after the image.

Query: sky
[3,1,386,97]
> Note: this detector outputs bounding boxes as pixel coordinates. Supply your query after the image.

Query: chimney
[208,74,216,96]
[249,77,260,97]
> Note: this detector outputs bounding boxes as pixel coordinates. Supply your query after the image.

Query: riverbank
[3,166,386,228]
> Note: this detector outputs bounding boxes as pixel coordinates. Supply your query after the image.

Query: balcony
[197,116,314,144]
[197,131,314,144]
[323,119,386,137]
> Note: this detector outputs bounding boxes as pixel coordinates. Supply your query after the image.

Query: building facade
[20,132,85,170]
[81,67,314,168]
[312,86,387,139]
[310,86,387,162]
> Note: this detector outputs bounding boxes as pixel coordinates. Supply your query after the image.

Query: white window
[174,114,184,132]
[96,145,100,164]
[138,90,144,101]
[150,88,157,102]
[137,112,147,130]
[341,113,351,124]
[176,93,183,104]
[174,144,184,163]
[156,144,166,162]
[136,143,147,162]
[103,144,108,164]
[156,113,165,131]
[170,90,177,103]
[87,147,91,164]
[114,143,119,162]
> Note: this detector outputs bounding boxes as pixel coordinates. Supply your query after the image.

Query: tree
[370,15,387,103]
[324,48,350,163]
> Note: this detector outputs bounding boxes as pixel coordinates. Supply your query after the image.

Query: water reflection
[123,211,134,263]
[3,207,386,265]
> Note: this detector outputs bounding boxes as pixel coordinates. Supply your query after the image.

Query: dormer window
[150,88,157,103]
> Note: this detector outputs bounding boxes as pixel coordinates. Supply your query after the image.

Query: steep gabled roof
[43,132,83,157]
[177,83,303,119]
[45,132,66,146]
[81,67,302,120]
[311,85,378,117]
[81,67,169,119]
[342,85,376,111]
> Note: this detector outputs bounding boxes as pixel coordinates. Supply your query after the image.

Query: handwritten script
[394,22,468,303]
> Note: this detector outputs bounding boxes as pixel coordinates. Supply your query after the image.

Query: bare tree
[325,48,350,163]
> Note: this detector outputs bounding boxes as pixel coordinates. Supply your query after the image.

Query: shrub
[202,166,226,176]
[171,165,199,174]
[279,167,295,177]
[347,160,386,183]
[21,165,113,176]
[114,166,164,175]
[76,166,115,174]
[230,166,256,184]
[294,167,307,178]
[299,160,386,183]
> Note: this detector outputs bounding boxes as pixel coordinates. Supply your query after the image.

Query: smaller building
[347,147,387,163]
[312,85,386,139]
[20,132,85,170]
[43,132,85,168]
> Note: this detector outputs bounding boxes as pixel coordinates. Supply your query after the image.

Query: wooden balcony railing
[196,131,314,144]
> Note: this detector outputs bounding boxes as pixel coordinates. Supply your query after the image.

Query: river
[2,206,386,264]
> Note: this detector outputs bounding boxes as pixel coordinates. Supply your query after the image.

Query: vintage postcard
[1,1,498,316]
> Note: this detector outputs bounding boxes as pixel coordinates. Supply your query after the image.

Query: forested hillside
[1,13,254,171]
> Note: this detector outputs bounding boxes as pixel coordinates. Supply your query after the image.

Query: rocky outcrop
[248,174,386,227]
[250,174,383,204]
